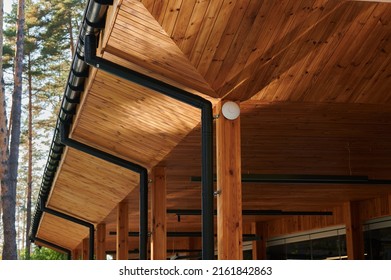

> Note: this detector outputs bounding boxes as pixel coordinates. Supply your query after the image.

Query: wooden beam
[344,201,364,260]
[96,223,106,260]
[216,101,243,260]
[252,222,267,260]
[150,167,167,260]
[82,238,89,260]
[117,200,129,260]
[351,0,391,2]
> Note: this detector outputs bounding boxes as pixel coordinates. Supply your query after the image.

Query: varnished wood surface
[216,102,243,259]
[36,0,391,253]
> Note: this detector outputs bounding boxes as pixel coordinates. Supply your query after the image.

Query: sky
[4,1,13,14]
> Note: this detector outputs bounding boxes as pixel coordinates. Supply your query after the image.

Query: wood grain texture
[344,201,365,260]
[37,0,391,255]
[216,101,243,260]
[96,223,106,260]
[117,200,129,260]
[151,167,167,260]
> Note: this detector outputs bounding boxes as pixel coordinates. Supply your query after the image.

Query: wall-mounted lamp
[221,101,240,120]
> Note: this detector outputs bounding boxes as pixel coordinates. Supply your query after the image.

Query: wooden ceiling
[36,0,391,253]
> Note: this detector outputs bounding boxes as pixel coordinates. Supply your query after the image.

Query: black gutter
[32,237,72,260]
[40,197,94,260]
[84,34,215,260]
[167,209,333,216]
[59,121,149,260]
[30,0,113,255]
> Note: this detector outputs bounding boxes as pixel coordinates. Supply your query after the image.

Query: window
[267,226,346,260]
[364,217,391,260]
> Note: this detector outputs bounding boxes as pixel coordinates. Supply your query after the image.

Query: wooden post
[117,200,129,260]
[150,167,167,260]
[252,222,267,260]
[72,247,80,260]
[96,223,106,260]
[216,101,243,260]
[82,238,89,260]
[344,201,364,260]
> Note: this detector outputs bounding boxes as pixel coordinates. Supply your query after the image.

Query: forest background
[1,0,85,259]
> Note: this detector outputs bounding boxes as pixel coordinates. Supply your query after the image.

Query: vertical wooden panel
[82,238,89,260]
[96,223,106,260]
[252,222,267,260]
[216,101,243,260]
[189,237,202,252]
[117,200,129,260]
[266,206,344,237]
[344,201,364,260]
[151,167,167,260]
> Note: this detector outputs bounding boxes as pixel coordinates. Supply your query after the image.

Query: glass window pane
[286,240,311,260]
[311,235,346,260]
[365,227,391,260]
[267,244,286,260]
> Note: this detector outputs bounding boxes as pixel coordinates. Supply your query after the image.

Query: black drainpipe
[40,197,95,259]
[32,237,72,260]
[30,0,151,260]
[84,34,215,260]
[60,121,149,260]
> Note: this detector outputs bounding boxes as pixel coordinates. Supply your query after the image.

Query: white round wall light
[222,101,240,120]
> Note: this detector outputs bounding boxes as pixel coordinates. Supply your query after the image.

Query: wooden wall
[265,193,391,239]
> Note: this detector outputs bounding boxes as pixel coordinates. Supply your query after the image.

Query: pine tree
[1,0,85,258]
[0,0,7,255]
[2,0,24,260]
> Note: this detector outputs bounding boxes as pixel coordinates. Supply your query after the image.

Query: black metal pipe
[59,121,149,260]
[40,197,94,260]
[191,174,391,184]
[84,34,215,260]
[109,231,259,242]
[33,237,72,260]
[139,169,148,260]
[60,122,145,173]
[167,209,333,216]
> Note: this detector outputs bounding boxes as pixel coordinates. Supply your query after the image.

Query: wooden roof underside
[37,0,391,251]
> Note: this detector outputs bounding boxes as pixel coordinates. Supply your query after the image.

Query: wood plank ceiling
[36,0,391,252]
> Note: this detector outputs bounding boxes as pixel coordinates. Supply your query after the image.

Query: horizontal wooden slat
[47,148,139,224]
[38,0,391,250]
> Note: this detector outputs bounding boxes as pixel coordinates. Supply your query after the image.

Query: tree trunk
[0,0,8,251]
[25,53,33,259]
[2,0,25,260]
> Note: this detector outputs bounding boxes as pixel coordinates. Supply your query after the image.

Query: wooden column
[216,101,243,260]
[96,223,106,260]
[150,167,167,260]
[82,238,89,260]
[117,200,129,260]
[344,201,364,260]
[72,247,80,260]
[252,222,268,260]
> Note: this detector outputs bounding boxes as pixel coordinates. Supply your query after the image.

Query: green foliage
[20,246,67,260]
[1,0,86,259]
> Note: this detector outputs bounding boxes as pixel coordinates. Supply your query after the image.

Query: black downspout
[84,34,215,260]
[33,237,72,260]
[59,121,149,260]
[40,197,95,260]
